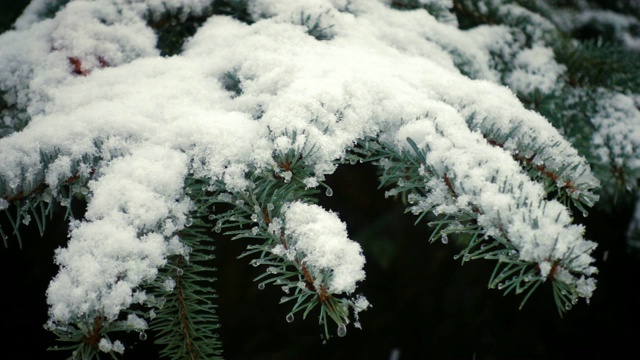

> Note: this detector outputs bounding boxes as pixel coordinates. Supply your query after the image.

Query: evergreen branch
[523,87,640,207]
[0,195,56,247]
[467,113,600,216]
[452,0,501,28]
[0,90,31,137]
[149,177,222,360]
[447,0,636,212]
[367,135,596,313]
[47,315,107,359]
[210,0,253,24]
[221,70,243,98]
[299,11,335,41]
[46,311,150,359]
[389,0,456,23]
[1,170,91,247]
[146,0,253,56]
[0,145,103,247]
[207,140,367,340]
[4,0,634,356]
[1,148,96,203]
[555,38,640,92]
[453,0,557,43]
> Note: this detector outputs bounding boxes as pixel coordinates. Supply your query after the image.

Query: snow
[0,0,602,343]
[283,201,365,294]
[395,115,597,271]
[46,145,190,324]
[551,8,640,51]
[505,45,566,95]
[590,91,640,174]
[98,338,125,354]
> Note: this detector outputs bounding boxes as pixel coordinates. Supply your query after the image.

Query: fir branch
[221,70,243,98]
[389,0,456,23]
[0,195,55,247]
[1,159,95,247]
[47,314,108,359]
[0,91,30,137]
[556,38,640,92]
[148,177,222,360]
[210,0,253,24]
[4,0,636,357]
[366,136,597,314]
[453,0,558,43]
[299,11,335,41]
[452,0,500,29]
[147,1,251,56]
[466,113,600,216]
[207,141,367,340]
[46,311,145,359]
[148,11,212,57]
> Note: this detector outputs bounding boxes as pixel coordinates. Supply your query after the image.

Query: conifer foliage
[0,0,638,359]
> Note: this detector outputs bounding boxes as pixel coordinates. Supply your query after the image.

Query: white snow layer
[590,91,640,173]
[283,201,365,294]
[505,45,566,95]
[0,0,599,331]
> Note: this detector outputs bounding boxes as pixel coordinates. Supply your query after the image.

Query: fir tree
[0,0,638,359]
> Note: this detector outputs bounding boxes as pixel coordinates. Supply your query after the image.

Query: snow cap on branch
[283,201,365,294]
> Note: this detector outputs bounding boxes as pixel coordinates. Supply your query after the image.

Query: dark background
[1,1,640,359]
[1,163,638,360]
